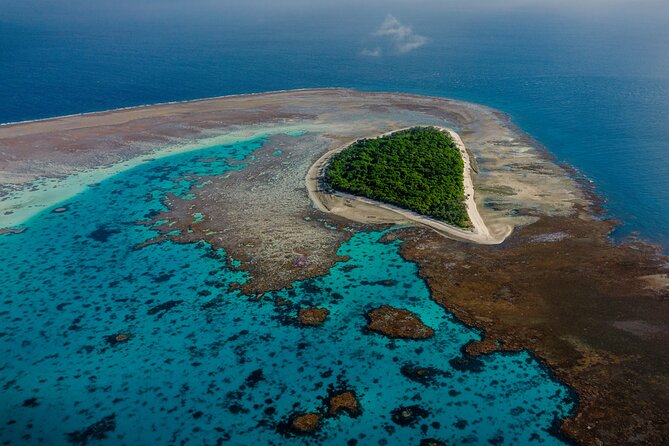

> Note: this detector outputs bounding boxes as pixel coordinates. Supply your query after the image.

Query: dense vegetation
[325,127,470,227]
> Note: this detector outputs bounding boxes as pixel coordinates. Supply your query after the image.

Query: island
[325,126,469,228]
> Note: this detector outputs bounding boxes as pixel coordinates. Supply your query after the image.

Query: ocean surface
[0,135,574,444]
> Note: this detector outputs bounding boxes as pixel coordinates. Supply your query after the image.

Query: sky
[2,0,669,23]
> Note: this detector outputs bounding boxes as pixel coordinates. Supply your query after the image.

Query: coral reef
[366,305,434,339]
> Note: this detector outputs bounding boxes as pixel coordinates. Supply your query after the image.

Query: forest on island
[325,127,470,228]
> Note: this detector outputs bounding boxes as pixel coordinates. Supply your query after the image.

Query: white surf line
[307,126,508,245]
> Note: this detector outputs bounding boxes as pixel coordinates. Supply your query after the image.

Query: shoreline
[306,126,512,244]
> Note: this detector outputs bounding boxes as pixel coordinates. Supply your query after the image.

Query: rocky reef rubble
[278,387,362,437]
[298,306,330,326]
[366,305,434,339]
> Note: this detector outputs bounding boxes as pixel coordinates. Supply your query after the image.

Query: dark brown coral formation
[133,132,356,295]
[279,387,362,437]
[394,213,669,445]
[298,307,330,326]
[325,390,361,418]
[104,333,131,346]
[366,305,434,339]
[283,412,322,435]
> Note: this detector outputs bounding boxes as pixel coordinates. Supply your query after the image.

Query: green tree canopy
[325,127,470,228]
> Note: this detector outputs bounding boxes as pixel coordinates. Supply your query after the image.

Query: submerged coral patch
[391,405,430,427]
[87,224,121,242]
[66,414,116,445]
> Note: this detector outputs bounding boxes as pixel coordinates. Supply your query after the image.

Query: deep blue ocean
[0,2,667,444]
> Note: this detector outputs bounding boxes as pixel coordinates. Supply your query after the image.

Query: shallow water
[0,134,574,445]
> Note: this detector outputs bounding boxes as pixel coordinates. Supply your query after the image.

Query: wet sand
[2,89,668,444]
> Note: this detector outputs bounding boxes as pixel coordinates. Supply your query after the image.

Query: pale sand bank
[306,127,511,244]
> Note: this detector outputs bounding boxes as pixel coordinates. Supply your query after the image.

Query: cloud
[369,14,428,54]
[360,47,382,57]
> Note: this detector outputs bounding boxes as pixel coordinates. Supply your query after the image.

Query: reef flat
[1,89,668,445]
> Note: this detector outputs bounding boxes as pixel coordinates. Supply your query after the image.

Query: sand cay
[1,89,669,444]
[307,126,510,244]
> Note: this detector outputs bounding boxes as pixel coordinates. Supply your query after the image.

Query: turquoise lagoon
[0,135,574,445]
